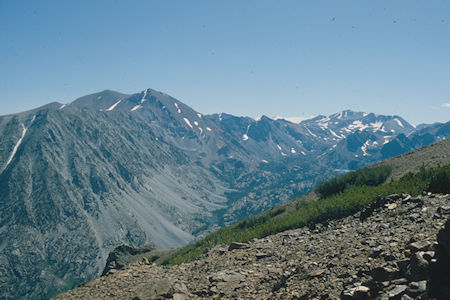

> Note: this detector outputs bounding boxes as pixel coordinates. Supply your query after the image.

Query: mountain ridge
[55,138,450,299]
[0,88,448,299]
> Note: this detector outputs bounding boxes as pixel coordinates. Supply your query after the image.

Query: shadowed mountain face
[0,88,448,299]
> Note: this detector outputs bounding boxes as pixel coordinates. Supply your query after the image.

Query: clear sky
[1,0,449,125]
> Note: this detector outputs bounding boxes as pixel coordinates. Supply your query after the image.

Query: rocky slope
[55,192,450,299]
[0,88,449,298]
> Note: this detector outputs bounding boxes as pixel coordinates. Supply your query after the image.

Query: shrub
[161,164,446,266]
[315,165,392,197]
[428,166,450,194]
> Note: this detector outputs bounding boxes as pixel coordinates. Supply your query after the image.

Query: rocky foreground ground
[55,192,450,299]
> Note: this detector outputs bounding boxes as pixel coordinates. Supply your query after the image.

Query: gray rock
[430,218,450,299]
[173,293,189,300]
[172,282,190,295]
[437,206,450,214]
[407,241,430,252]
[402,194,412,202]
[371,266,395,282]
[406,280,426,297]
[309,269,326,278]
[369,247,383,258]
[211,270,244,282]
[391,278,408,285]
[228,242,250,251]
[384,254,397,261]
[353,286,370,299]
[388,285,407,298]
[381,223,390,229]
[256,253,270,259]
[407,252,429,281]
[133,279,173,299]
[341,286,370,300]
[102,244,156,276]
[422,251,435,261]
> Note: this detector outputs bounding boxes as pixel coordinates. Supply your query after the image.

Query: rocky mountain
[0,88,448,299]
[55,139,450,299]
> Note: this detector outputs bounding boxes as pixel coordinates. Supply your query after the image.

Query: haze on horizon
[1,0,449,125]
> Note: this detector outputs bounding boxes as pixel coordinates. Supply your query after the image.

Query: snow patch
[276,144,282,150]
[59,104,66,110]
[206,127,212,132]
[174,102,181,113]
[291,148,296,154]
[317,117,330,130]
[261,160,269,163]
[281,152,287,156]
[97,96,102,100]
[361,140,370,156]
[334,168,351,173]
[329,129,342,139]
[140,89,148,104]
[394,118,404,128]
[131,105,142,111]
[106,100,121,111]
[197,113,202,118]
[318,122,329,130]
[301,151,306,155]
[306,128,317,137]
[370,122,383,132]
[183,118,193,129]
[4,124,27,170]
[347,120,369,132]
[194,121,199,126]
[242,134,249,141]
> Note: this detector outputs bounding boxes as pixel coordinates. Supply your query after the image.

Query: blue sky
[1,0,449,125]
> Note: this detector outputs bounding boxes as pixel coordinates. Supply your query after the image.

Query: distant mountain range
[0,88,448,299]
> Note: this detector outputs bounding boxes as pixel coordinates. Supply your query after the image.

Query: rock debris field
[55,192,450,299]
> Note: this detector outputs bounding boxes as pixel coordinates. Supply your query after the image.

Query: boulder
[407,241,430,252]
[371,266,396,282]
[369,247,383,258]
[102,244,156,276]
[341,286,371,300]
[406,252,429,281]
[437,206,450,215]
[228,242,250,251]
[387,285,407,298]
[429,218,450,299]
[406,280,426,298]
